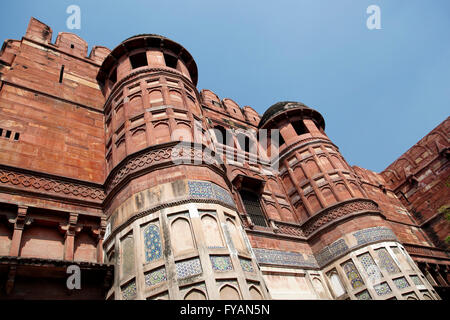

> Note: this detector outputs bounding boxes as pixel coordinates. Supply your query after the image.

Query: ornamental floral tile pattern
[143,224,162,263]
[210,256,233,272]
[411,275,423,286]
[342,260,364,289]
[358,253,382,281]
[376,248,400,274]
[374,282,392,296]
[145,267,167,287]
[355,290,372,300]
[239,258,254,273]
[254,248,319,268]
[353,227,397,246]
[187,181,235,206]
[122,281,137,300]
[176,258,202,279]
[393,277,410,290]
[315,239,349,267]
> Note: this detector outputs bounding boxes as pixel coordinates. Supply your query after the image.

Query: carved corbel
[8,205,32,230]
[59,213,82,237]
[91,216,107,241]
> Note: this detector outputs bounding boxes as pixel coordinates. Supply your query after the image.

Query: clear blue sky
[0,0,449,172]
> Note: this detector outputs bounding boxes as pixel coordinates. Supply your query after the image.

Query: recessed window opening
[130,52,148,69]
[163,53,178,69]
[0,128,3,136]
[238,134,253,153]
[14,132,20,141]
[214,126,228,145]
[5,130,11,139]
[70,44,75,49]
[292,120,309,136]
[59,65,65,83]
[239,190,267,227]
[278,132,285,146]
[110,68,117,84]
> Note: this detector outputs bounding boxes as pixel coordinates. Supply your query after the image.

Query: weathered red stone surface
[0,17,448,299]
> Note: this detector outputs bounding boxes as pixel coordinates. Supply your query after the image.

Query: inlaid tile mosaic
[355,290,372,300]
[122,280,137,300]
[393,277,410,290]
[253,248,319,268]
[374,282,392,296]
[353,227,397,246]
[176,258,202,279]
[315,238,349,267]
[312,227,401,268]
[143,224,162,263]
[411,275,423,286]
[342,260,364,289]
[210,256,234,272]
[145,267,167,287]
[358,253,382,281]
[376,248,400,274]
[188,181,235,206]
[239,258,255,273]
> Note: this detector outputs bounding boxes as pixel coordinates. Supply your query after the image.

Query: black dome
[259,101,325,129]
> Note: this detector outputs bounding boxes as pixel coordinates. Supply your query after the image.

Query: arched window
[129,52,148,69]
[237,133,254,153]
[291,120,309,136]
[213,126,233,147]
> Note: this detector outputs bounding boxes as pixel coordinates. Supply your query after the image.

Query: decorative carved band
[301,198,381,237]
[0,166,105,202]
[403,243,450,259]
[273,220,305,237]
[105,142,223,195]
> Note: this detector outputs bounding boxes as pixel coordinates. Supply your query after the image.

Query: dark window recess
[70,44,75,49]
[278,132,285,146]
[14,132,20,141]
[5,130,11,139]
[130,52,148,69]
[238,134,253,153]
[214,126,228,145]
[163,53,178,69]
[0,128,3,137]
[110,68,117,84]
[292,120,309,136]
[59,65,65,83]
[240,190,267,227]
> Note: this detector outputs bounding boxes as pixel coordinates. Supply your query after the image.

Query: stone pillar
[8,205,30,256]
[91,216,107,263]
[60,213,81,261]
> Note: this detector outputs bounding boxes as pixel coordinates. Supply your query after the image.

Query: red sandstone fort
[0,18,448,300]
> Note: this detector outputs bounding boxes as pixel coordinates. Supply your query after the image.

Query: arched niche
[201,214,224,248]
[219,284,241,300]
[249,286,263,300]
[184,288,207,300]
[171,217,195,255]
[226,218,246,253]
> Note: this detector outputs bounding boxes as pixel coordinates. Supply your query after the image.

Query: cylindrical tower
[97,35,269,300]
[259,101,437,300]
